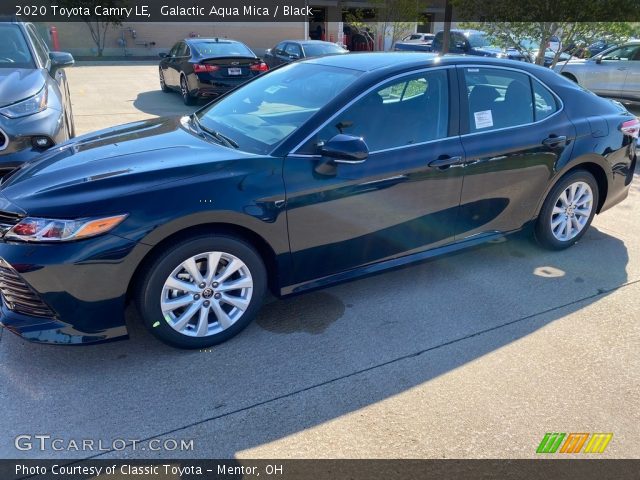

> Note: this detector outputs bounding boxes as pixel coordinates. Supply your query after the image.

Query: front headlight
[5,214,127,242]
[0,86,48,118]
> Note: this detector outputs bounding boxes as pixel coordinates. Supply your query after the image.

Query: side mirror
[595,56,603,64]
[158,52,168,58]
[48,51,74,74]
[320,134,368,163]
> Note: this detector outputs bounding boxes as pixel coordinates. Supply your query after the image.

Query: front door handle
[542,135,567,148]
[428,155,464,169]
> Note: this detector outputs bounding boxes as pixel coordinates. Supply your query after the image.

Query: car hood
[0,116,254,216]
[0,68,47,107]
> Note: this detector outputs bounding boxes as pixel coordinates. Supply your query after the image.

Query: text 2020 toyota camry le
[0,54,636,348]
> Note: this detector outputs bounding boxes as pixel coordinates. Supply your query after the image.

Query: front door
[284,68,465,283]
[587,45,640,97]
[455,65,577,239]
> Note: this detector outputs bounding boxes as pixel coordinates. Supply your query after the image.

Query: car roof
[305,52,532,72]
[280,40,340,45]
[185,38,243,44]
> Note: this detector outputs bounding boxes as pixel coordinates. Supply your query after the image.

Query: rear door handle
[542,135,567,148]
[428,155,464,169]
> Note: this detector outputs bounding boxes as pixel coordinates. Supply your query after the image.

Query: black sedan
[159,38,268,105]
[0,21,75,177]
[0,54,636,349]
[263,40,348,68]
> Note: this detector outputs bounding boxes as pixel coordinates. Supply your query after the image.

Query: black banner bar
[2,459,640,480]
[2,0,640,22]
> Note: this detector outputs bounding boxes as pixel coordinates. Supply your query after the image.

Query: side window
[464,67,533,132]
[25,25,48,66]
[169,42,180,57]
[285,43,302,58]
[299,70,449,153]
[274,42,286,55]
[602,45,639,61]
[533,80,558,121]
[175,42,188,57]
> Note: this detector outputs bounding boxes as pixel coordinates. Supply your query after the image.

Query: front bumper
[0,232,151,345]
[0,107,67,174]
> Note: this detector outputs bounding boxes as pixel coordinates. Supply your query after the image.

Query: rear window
[191,41,254,57]
[303,44,347,57]
[0,24,35,69]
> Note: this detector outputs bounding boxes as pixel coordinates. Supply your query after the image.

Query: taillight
[250,62,269,72]
[620,118,640,139]
[193,64,220,73]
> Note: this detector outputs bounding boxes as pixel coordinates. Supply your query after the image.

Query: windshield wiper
[191,114,239,149]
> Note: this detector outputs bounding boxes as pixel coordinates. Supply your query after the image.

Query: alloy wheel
[160,251,253,337]
[159,69,166,89]
[550,181,593,242]
[180,77,188,100]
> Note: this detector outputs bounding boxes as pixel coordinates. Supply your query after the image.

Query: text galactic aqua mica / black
[0,53,636,348]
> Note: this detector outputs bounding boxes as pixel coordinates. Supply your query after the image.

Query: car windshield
[303,44,347,57]
[0,24,35,69]
[466,32,489,48]
[196,63,362,155]
[192,41,254,57]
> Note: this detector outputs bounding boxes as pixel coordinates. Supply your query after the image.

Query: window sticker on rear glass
[474,110,493,129]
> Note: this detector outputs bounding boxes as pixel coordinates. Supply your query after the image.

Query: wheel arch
[126,222,282,303]
[534,157,610,218]
[560,71,578,83]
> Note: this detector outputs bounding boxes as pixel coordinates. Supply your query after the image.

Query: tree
[345,0,423,51]
[59,0,128,56]
[458,21,632,67]
[452,0,635,67]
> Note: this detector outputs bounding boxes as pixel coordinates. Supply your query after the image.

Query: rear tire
[180,75,197,105]
[136,235,267,349]
[535,169,599,250]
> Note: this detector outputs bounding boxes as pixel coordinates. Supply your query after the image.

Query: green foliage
[345,0,423,50]
[458,21,633,67]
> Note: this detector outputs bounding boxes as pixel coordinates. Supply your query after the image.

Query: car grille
[0,258,55,318]
[0,210,23,237]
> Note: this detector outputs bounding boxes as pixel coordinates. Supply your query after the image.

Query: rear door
[455,65,576,239]
[284,67,465,283]
[166,42,187,87]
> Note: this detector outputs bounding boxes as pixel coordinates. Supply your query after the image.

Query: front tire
[535,170,599,250]
[136,235,267,349]
[159,68,170,92]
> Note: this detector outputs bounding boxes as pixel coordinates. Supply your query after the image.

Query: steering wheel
[0,57,15,62]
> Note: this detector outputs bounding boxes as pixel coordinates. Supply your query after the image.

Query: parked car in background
[520,39,573,67]
[0,20,75,177]
[588,39,617,57]
[264,40,347,68]
[393,33,435,52]
[547,35,561,53]
[431,29,527,61]
[159,37,268,105]
[554,41,640,101]
[0,53,635,349]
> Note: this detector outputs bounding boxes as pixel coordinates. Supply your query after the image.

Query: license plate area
[228,67,242,75]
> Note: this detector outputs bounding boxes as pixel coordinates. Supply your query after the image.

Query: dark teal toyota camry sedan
[0,53,636,348]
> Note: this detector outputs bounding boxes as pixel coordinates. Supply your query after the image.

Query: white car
[554,41,640,101]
